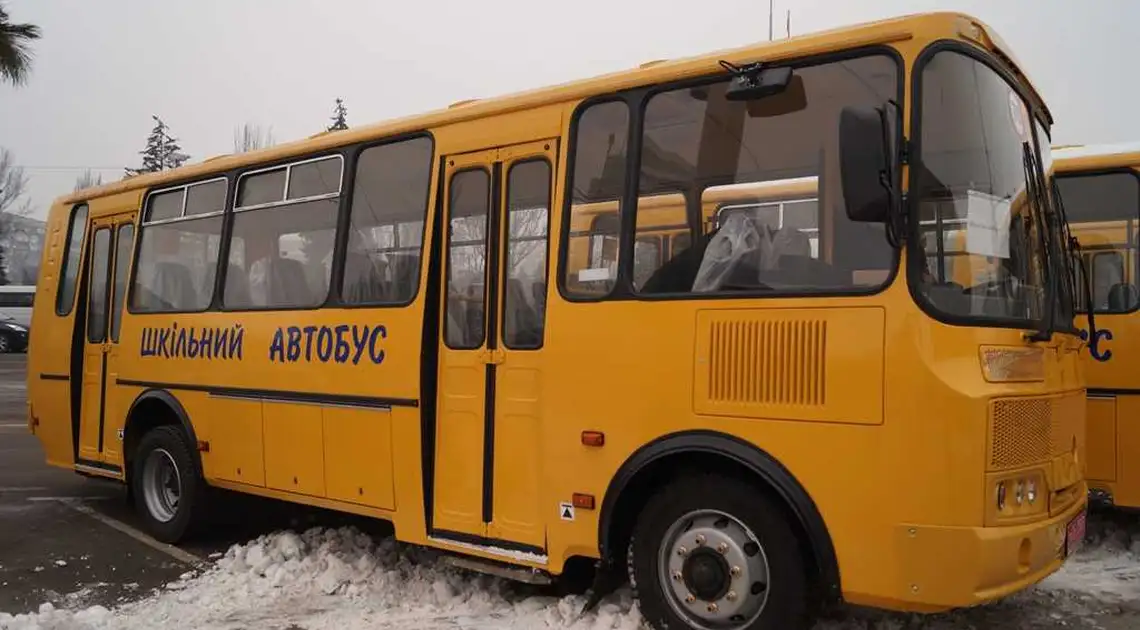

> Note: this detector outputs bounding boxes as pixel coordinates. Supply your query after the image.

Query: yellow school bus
[27,12,1087,629]
[1053,144,1140,508]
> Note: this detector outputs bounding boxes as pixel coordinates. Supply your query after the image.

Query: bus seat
[505,278,540,347]
[532,281,547,315]
[1108,282,1137,311]
[224,263,250,306]
[642,230,716,293]
[343,251,385,303]
[268,257,313,306]
[152,261,198,311]
[391,253,421,302]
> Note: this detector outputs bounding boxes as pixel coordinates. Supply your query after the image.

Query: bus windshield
[914,50,1058,328]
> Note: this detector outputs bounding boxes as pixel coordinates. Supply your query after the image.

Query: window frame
[556,44,905,303]
[336,133,437,309]
[85,226,114,344]
[127,175,233,315]
[443,165,493,351]
[55,203,89,316]
[110,222,135,342]
[221,152,345,312]
[124,132,437,317]
[907,39,1058,332]
[1056,167,1140,316]
[502,157,554,351]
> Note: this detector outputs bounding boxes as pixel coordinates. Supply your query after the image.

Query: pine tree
[125,115,190,177]
[327,98,348,131]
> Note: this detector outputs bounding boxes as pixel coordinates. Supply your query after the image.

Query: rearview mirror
[745,74,806,118]
[725,66,793,101]
[838,105,892,223]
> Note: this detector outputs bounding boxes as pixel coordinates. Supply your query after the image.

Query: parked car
[0,314,28,353]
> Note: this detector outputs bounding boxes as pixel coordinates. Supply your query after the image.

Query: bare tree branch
[0,147,31,216]
[233,123,276,153]
[74,168,103,192]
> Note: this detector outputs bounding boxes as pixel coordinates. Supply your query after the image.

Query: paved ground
[0,353,372,616]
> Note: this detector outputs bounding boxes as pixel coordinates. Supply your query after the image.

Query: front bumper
[883,484,1087,613]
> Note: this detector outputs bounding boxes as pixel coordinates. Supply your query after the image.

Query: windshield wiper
[1051,177,1097,341]
[1022,142,1055,342]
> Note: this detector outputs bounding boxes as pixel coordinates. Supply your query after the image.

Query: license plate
[1064,510,1087,557]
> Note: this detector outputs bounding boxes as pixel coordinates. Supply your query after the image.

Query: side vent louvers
[707,319,827,407]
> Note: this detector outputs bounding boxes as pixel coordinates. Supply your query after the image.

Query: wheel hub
[683,547,731,601]
[658,510,771,629]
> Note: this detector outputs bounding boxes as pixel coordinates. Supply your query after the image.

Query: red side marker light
[572,493,596,510]
[581,431,605,447]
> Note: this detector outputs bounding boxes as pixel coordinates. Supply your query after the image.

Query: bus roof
[62,11,1044,209]
[1053,142,1140,172]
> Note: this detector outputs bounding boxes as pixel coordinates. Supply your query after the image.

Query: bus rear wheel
[628,473,808,630]
[131,425,204,543]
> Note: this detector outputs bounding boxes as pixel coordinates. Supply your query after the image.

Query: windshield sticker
[965,190,1012,259]
[1009,91,1029,142]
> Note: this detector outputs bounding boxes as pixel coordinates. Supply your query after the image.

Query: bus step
[442,555,553,585]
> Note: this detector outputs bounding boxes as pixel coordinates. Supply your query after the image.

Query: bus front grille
[988,391,1086,471]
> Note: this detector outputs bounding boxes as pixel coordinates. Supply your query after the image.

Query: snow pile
[4,511,1140,630]
[1038,509,1140,602]
[0,526,646,630]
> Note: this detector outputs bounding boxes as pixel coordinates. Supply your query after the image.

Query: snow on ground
[3,511,1140,630]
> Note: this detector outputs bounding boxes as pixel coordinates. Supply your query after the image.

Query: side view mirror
[838,105,894,223]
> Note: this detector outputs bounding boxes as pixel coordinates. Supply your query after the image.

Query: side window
[1056,171,1140,314]
[86,228,112,343]
[131,179,227,313]
[342,136,434,305]
[445,169,490,349]
[56,204,89,315]
[503,160,551,349]
[1093,252,1127,312]
[110,223,135,342]
[561,55,898,297]
[563,101,629,296]
[225,156,343,309]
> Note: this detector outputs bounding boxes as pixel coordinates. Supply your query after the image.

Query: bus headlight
[989,471,1047,524]
[979,346,1045,382]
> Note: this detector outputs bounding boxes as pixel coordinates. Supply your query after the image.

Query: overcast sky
[2,0,1138,219]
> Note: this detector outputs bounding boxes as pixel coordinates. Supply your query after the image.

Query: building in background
[0,213,46,285]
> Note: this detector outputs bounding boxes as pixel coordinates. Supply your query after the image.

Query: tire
[130,425,206,544]
[628,473,809,630]
[0,334,10,353]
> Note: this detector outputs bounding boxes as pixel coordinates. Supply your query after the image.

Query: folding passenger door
[432,140,557,553]
[76,213,136,472]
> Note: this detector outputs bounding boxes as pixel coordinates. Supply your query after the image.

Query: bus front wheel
[628,473,809,630]
[131,425,205,544]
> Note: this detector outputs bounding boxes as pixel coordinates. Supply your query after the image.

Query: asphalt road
[0,353,373,616]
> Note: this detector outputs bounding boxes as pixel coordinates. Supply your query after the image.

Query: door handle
[478,349,506,365]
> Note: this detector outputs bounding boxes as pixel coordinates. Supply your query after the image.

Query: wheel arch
[597,430,841,603]
[123,388,201,480]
